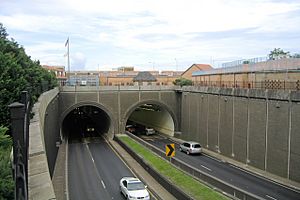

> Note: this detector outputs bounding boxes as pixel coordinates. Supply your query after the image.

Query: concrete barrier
[28,88,59,200]
[122,132,261,200]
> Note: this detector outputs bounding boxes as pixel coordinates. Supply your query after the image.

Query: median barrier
[123,132,262,200]
[114,136,193,200]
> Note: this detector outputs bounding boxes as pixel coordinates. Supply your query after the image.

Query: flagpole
[67,37,70,82]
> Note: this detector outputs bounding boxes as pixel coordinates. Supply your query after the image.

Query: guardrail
[121,132,262,200]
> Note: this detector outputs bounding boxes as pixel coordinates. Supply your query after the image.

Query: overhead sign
[166,143,175,157]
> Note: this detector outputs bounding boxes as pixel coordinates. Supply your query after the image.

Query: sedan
[120,177,150,200]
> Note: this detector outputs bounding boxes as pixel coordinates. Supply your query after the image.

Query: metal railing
[193,80,300,90]
[9,91,30,200]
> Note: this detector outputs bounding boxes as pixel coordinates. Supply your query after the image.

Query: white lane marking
[101,180,106,189]
[201,165,212,171]
[85,144,107,190]
[204,154,222,162]
[266,194,277,200]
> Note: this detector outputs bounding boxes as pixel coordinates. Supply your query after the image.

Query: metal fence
[9,91,30,200]
[193,80,300,90]
[193,58,300,76]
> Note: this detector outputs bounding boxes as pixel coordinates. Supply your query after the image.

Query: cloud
[70,52,87,70]
[0,0,300,70]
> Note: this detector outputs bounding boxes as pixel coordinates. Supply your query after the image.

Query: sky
[1,0,300,71]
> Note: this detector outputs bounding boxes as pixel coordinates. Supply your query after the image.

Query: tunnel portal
[126,103,175,136]
[62,105,110,142]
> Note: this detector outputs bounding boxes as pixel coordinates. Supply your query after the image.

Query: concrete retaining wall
[180,86,300,183]
[28,88,59,199]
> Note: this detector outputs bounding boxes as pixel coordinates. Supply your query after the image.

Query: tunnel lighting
[137,104,161,112]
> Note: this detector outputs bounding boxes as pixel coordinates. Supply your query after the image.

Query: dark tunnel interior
[62,105,110,143]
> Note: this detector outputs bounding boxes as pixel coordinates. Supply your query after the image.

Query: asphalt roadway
[142,135,300,200]
[68,138,153,200]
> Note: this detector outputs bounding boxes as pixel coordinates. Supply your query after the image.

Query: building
[181,64,213,80]
[133,71,157,86]
[192,58,300,90]
[66,67,183,86]
[42,65,67,84]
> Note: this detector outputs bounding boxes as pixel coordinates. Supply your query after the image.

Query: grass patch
[118,135,227,200]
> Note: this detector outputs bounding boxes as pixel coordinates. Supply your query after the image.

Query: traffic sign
[166,143,175,157]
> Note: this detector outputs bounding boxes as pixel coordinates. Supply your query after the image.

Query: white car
[120,177,150,200]
[145,127,156,136]
[179,141,202,155]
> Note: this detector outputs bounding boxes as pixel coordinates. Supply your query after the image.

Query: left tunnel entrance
[62,105,110,142]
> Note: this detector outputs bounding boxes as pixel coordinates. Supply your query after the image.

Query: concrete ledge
[28,88,58,200]
[290,90,300,102]
[267,89,290,101]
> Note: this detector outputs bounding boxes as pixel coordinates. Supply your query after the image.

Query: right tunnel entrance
[126,103,175,137]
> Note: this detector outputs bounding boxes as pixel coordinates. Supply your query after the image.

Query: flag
[65,38,69,47]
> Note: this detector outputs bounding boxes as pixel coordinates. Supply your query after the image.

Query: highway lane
[68,138,152,200]
[142,135,300,200]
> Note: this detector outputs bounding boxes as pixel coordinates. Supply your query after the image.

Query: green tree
[268,48,290,60]
[173,77,193,86]
[0,23,58,199]
[0,22,58,127]
[0,126,13,199]
[292,53,300,58]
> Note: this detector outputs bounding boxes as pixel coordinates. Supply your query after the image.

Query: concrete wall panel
[160,91,178,116]
[266,101,289,178]
[120,91,139,116]
[181,92,190,140]
[199,94,208,147]
[289,102,300,182]
[248,99,266,170]
[207,95,219,151]
[219,96,233,157]
[99,92,119,114]
[140,91,159,101]
[189,93,199,141]
[76,92,98,102]
[59,93,75,113]
[233,98,248,163]
[44,97,60,177]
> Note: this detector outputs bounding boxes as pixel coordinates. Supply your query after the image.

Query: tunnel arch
[59,101,116,140]
[123,100,178,136]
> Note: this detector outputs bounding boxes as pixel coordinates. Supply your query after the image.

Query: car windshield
[193,144,201,148]
[127,182,145,190]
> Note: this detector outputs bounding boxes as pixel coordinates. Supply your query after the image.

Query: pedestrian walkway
[108,138,176,200]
